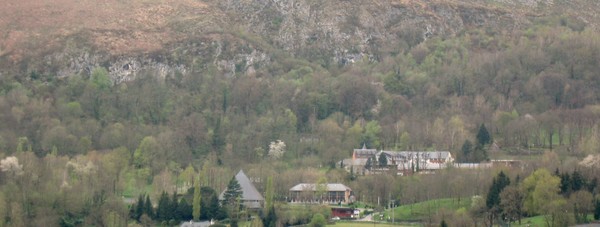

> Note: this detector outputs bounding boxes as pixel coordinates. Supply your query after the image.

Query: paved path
[358,213,373,222]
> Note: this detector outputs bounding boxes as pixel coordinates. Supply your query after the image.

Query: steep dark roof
[353,148,378,158]
[219,170,264,202]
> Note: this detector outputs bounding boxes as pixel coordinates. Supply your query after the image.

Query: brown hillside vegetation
[0,0,208,61]
[1,0,599,65]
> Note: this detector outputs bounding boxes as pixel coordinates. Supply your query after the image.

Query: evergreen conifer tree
[177,198,193,221]
[559,172,571,195]
[171,191,179,221]
[265,205,277,227]
[379,153,388,167]
[440,220,448,227]
[460,140,473,162]
[365,156,373,170]
[156,191,170,221]
[476,124,491,146]
[134,194,145,221]
[223,177,242,205]
[486,171,510,226]
[571,170,585,191]
[223,177,243,220]
[144,195,153,219]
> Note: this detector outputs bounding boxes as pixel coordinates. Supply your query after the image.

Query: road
[357,213,375,222]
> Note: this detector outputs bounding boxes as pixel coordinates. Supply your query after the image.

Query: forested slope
[1,0,600,226]
[2,12,600,164]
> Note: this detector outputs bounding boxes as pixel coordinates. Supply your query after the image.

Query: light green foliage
[81,68,112,120]
[388,198,473,221]
[448,115,466,149]
[193,175,202,221]
[285,66,314,84]
[345,121,363,147]
[361,121,381,149]
[91,67,112,90]
[250,218,264,227]
[384,71,415,97]
[101,147,130,193]
[283,109,298,132]
[104,210,126,227]
[135,167,152,186]
[399,132,411,150]
[315,177,328,200]
[264,176,274,215]
[64,101,83,117]
[178,165,196,189]
[309,213,326,227]
[133,136,163,173]
[521,169,562,216]
[16,137,28,153]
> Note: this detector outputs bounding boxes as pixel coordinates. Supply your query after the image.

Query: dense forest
[1,6,600,226]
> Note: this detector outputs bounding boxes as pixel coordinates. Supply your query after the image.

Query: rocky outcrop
[212,0,521,64]
[33,33,272,82]
[41,50,188,83]
[2,0,599,81]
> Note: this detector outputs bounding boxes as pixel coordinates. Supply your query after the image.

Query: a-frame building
[219,170,264,209]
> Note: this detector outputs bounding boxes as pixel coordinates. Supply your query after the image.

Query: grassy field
[328,222,420,227]
[384,198,472,222]
[513,215,597,227]
[512,215,546,227]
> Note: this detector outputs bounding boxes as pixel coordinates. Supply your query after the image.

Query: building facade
[344,145,454,175]
[289,183,353,204]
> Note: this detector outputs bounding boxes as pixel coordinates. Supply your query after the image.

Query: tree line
[434,168,600,227]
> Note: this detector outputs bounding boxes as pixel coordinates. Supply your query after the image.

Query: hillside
[1,1,600,226]
[1,0,599,79]
[1,0,600,166]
